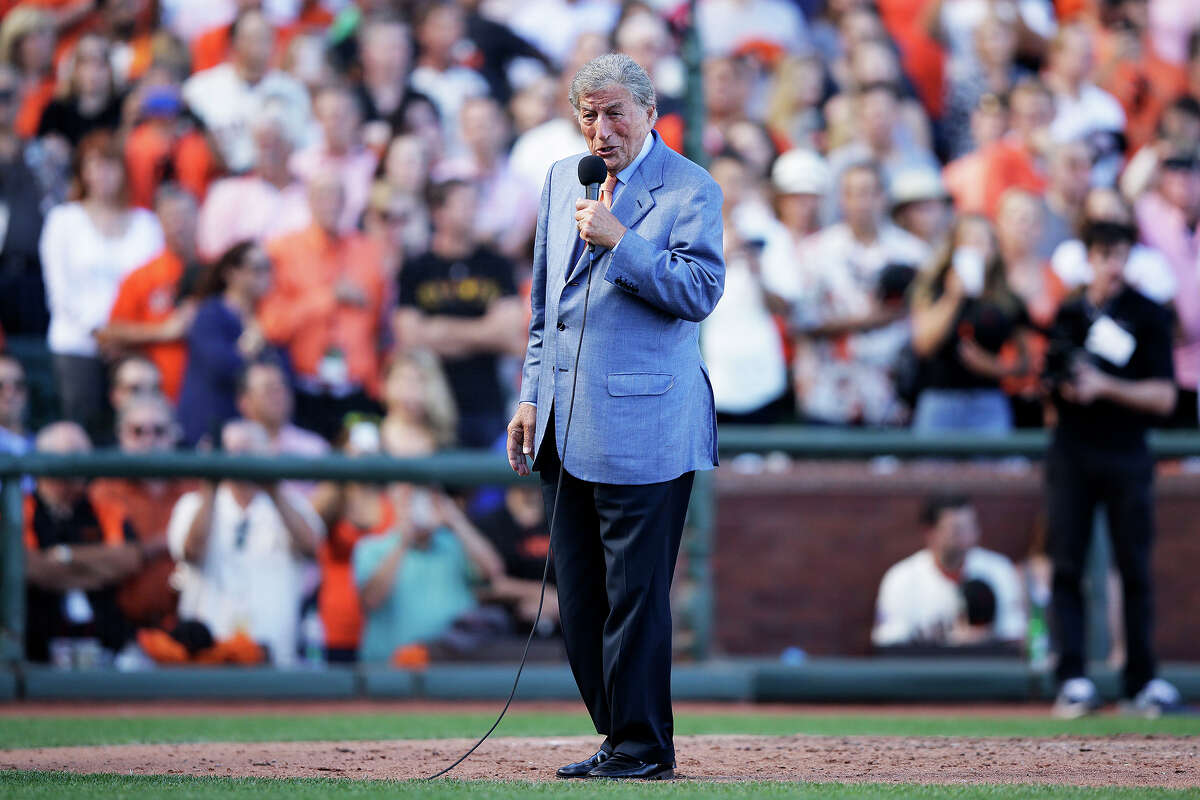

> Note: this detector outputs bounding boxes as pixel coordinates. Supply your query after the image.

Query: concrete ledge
[21,666,358,700]
[5,659,1200,703]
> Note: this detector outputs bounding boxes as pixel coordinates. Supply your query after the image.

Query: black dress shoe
[555,749,610,778]
[586,752,675,780]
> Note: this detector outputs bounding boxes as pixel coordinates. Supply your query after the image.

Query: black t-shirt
[25,493,137,662]
[473,504,553,584]
[397,246,517,417]
[1047,287,1175,449]
[36,95,124,147]
[922,288,1031,391]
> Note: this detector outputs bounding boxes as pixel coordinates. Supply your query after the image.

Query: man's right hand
[506,403,536,476]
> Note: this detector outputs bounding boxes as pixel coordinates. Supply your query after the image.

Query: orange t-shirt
[89,478,195,627]
[125,122,217,209]
[876,0,946,118]
[108,250,189,402]
[15,80,55,140]
[260,224,387,397]
[1001,266,1069,398]
[319,496,396,651]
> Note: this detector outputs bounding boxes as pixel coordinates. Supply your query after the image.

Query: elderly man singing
[507,53,725,780]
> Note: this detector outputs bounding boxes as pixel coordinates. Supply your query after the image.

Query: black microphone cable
[425,196,604,780]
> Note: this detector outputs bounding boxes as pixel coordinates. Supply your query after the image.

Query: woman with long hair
[909,214,1033,435]
[36,33,124,147]
[379,350,457,457]
[176,240,275,445]
[39,130,163,438]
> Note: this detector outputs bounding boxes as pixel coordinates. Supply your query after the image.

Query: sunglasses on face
[118,382,160,396]
[124,423,170,438]
[0,378,27,392]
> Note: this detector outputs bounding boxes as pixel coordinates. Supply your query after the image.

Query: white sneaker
[1121,678,1183,719]
[1053,677,1101,719]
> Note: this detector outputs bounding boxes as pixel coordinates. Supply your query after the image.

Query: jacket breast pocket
[607,372,674,397]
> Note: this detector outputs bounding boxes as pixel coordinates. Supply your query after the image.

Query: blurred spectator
[461,0,554,106]
[889,166,953,248]
[1044,220,1179,717]
[166,419,324,667]
[0,353,31,458]
[474,483,559,634]
[409,1,488,153]
[764,54,827,152]
[235,360,328,459]
[178,242,275,446]
[380,351,457,456]
[1130,152,1200,426]
[394,178,524,448]
[36,34,123,149]
[695,0,809,58]
[121,64,218,210]
[89,394,192,630]
[108,354,161,417]
[97,183,201,403]
[925,0,1056,72]
[0,64,49,337]
[702,153,789,423]
[437,95,538,261]
[195,110,311,262]
[0,6,57,139]
[943,11,1025,160]
[310,416,391,662]
[40,131,163,440]
[872,493,1026,648]
[181,9,314,174]
[910,215,1032,435]
[378,132,434,255]
[1037,138,1093,259]
[507,32,599,198]
[613,7,683,112]
[353,484,504,663]
[188,0,270,74]
[261,169,387,440]
[1052,187,1176,305]
[791,162,929,425]
[24,421,140,665]
[362,182,417,286]
[290,84,378,235]
[759,148,830,310]
[994,188,1067,426]
[946,77,1054,217]
[1043,24,1126,185]
[824,81,939,224]
[1091,0,1187,154]
[825,39,933,158]
[491,0,618,68]
[352,15,416,149]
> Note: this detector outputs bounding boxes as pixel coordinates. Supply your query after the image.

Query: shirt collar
[615,130,655,188]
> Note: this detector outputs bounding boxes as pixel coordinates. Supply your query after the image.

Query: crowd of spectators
[1,0,1199,667]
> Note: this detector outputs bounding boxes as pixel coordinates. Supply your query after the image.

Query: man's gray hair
[568,53,657,121]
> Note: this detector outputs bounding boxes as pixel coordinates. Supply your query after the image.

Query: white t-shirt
[872,547,1027,647]
[167,484,325,666]
[39,203,164,357]
[182,64,315,173]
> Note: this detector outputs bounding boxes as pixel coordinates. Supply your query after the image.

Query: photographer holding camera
[1044,220,1181,718]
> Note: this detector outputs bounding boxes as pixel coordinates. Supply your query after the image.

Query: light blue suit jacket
[520,132,725,485]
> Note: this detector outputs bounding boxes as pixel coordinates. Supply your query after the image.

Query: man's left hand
[575,198,625,250]
[1062,362,1110,406]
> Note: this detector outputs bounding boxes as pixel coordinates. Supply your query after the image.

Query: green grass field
[3,708,1199,799]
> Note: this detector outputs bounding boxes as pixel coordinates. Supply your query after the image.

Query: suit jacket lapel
[564,135,665,285]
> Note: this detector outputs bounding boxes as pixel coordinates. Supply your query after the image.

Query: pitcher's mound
[3,734,1198,787]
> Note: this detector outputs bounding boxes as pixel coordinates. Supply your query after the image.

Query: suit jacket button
[557,321,566,331]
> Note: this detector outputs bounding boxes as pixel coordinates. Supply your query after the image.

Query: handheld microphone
[577,155,608,254]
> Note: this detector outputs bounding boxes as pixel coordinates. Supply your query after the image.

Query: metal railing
[3,427,1199,664]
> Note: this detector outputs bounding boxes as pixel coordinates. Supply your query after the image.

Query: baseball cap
[771,149,831,196]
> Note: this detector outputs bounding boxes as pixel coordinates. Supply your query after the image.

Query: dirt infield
[3,733,1198,787]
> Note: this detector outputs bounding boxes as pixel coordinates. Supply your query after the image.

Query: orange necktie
[600,174,618,209]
